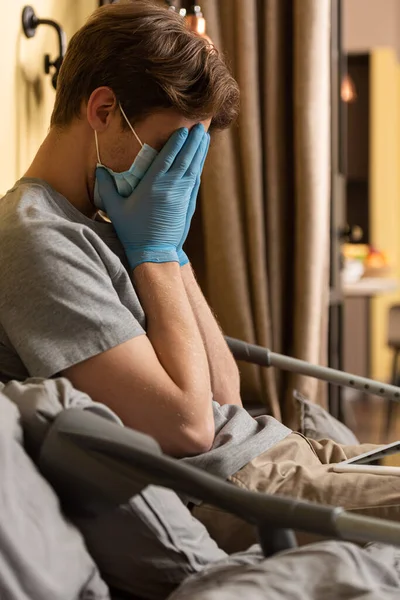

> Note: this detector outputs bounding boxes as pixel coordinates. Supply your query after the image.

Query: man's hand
[177,133,210,267]
[95,124,209,271]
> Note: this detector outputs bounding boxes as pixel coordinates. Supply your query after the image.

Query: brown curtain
[186,0,331,428]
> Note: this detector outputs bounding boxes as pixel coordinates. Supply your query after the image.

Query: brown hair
[51,1,239,130]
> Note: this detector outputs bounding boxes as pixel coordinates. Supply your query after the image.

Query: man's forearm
[133,262,215,451]
[181,263,242,406]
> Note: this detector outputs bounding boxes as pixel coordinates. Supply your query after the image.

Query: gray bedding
[170,541,400,600]
[2,378,242,599]
[0,383,110,600]
[2,376,400,600]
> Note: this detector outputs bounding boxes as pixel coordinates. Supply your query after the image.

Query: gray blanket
[170,541,400,600]
[0,377,259,600]
[0,380,110,600]
[2,376,400,600]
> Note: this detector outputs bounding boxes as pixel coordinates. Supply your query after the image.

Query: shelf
[343,278,399,297]
[346,177,368,185]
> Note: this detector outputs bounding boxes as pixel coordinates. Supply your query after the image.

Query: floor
[343,393,400,465]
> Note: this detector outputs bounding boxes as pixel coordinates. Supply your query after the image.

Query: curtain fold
[289,0,331,421]
[186,0,331,427]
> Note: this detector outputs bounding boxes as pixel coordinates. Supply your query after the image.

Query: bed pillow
[0,392,110,600]
[294,390,359,445]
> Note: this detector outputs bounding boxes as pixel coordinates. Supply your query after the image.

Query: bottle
[184,5,212,43]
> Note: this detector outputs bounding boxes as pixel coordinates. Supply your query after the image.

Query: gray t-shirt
[0,178,290,479]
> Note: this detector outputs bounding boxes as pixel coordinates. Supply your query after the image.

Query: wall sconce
[21,5,67,90]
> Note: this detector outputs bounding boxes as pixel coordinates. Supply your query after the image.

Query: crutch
[38,408,400,557]
[226,336,400,463]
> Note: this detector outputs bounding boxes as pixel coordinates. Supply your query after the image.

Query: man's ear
[86,87,118,132]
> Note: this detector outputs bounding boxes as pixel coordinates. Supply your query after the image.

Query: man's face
[96,107,211,174]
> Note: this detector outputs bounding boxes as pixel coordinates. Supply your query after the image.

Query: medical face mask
[93,104,158,210]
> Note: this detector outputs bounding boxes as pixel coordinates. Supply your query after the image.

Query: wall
[343,0,400,58]
[343,0,400,380]
[369,49,400,381]
[0,1,97,194]
[344,2,400,381]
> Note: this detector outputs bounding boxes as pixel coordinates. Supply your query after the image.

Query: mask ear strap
[119,103,143,148]
[94,130,102,164]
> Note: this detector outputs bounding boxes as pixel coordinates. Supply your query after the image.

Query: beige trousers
[192,432,400,553]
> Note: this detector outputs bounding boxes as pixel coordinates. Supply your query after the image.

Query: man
[0,0,398,568]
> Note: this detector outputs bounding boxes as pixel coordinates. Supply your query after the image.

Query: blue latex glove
[95,124,209,270]
[177,133,210,267]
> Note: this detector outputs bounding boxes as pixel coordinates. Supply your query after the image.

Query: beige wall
[369,49,400,381]
[0,1,97,194]
[343,0,400,57]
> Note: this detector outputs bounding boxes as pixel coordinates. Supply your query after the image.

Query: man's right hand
[95,124,209,271]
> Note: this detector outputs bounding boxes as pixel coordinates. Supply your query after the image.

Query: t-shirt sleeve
[0,218,145,378]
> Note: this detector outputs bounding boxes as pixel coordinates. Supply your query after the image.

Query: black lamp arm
[21,6,67,90]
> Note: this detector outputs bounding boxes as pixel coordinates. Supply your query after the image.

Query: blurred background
[2,0,400,448]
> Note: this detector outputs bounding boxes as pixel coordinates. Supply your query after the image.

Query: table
[344,278,399,297]
[342,278,400,400]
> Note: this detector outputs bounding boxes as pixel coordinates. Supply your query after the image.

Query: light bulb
[341,74,357,103]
